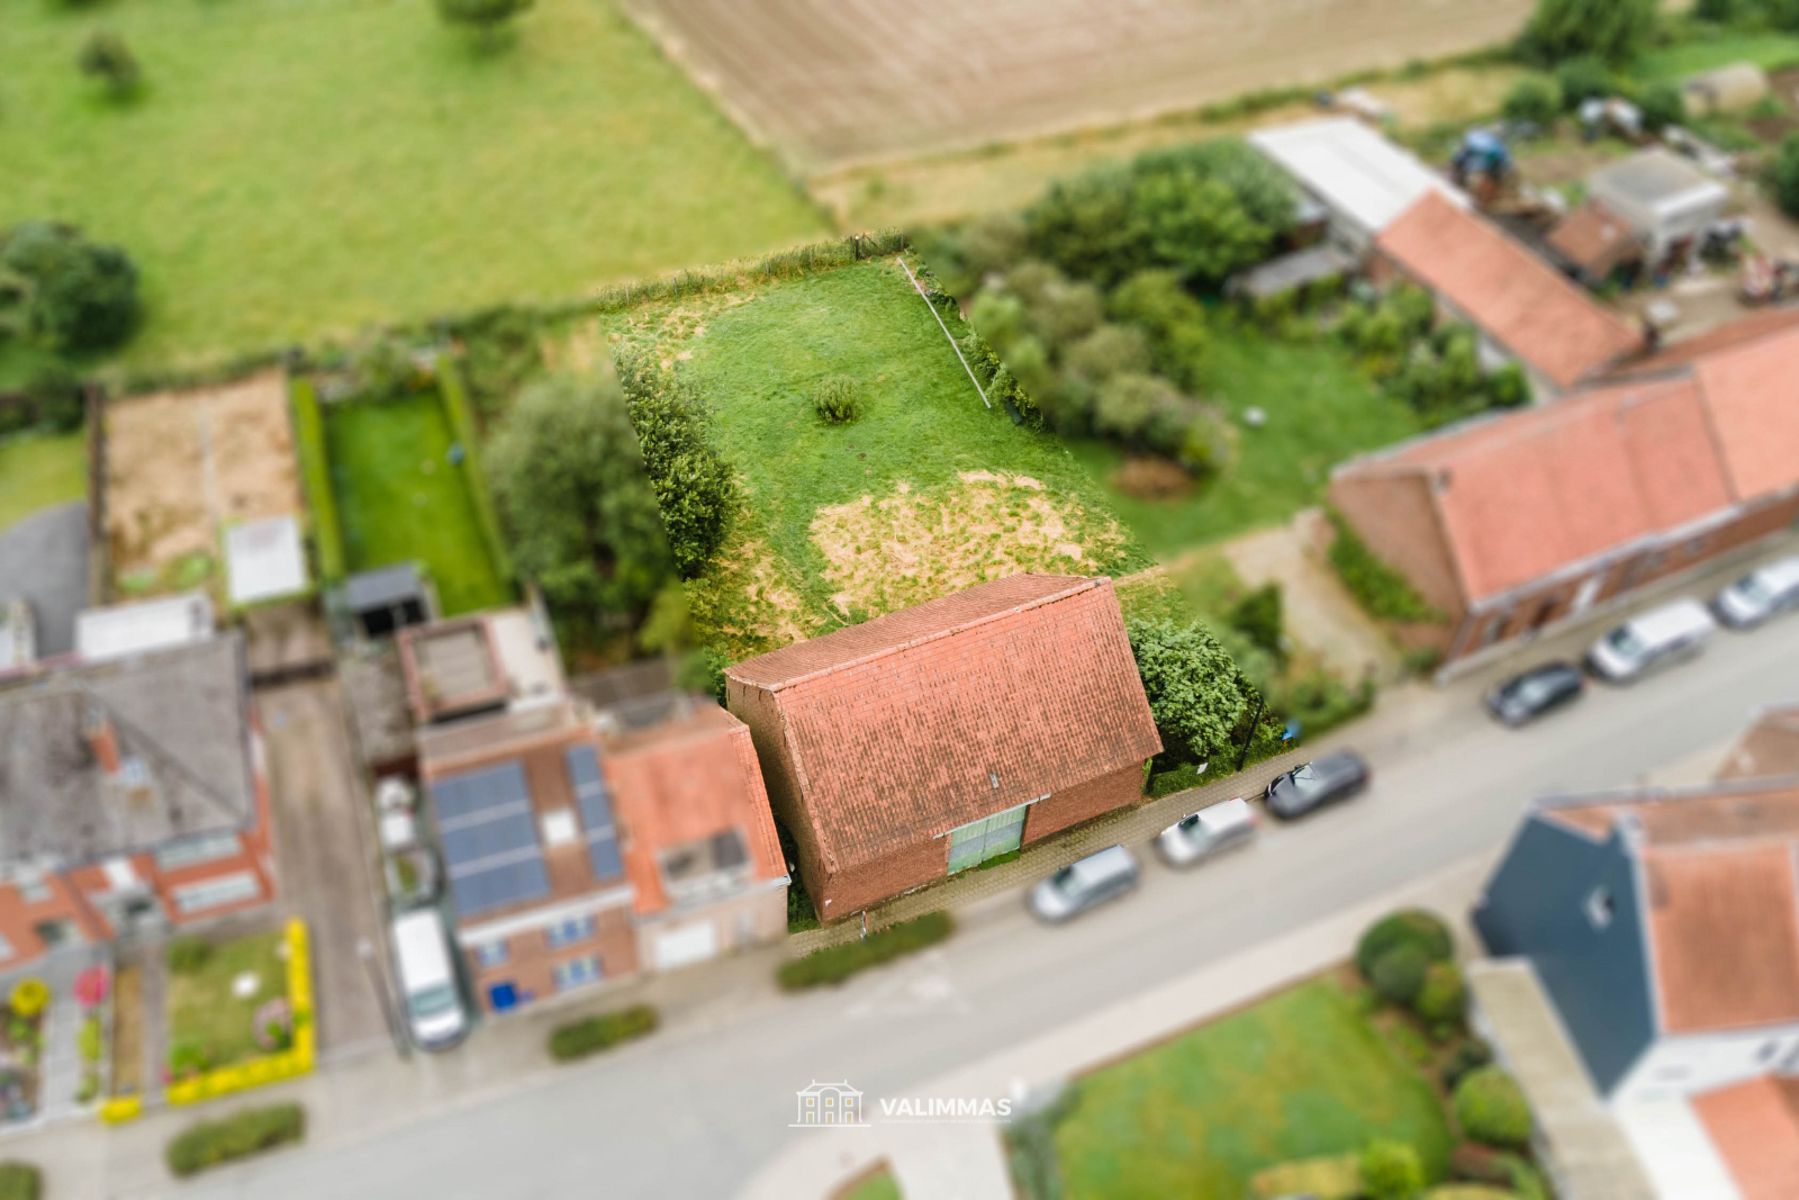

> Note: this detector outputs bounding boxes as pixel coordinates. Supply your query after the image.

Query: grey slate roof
[345,562,424,611]
[0,633,257,865]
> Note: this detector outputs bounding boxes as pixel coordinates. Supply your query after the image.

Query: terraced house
[0,633,275,972]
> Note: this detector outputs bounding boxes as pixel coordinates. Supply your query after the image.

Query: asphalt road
[156,598,1799,1200]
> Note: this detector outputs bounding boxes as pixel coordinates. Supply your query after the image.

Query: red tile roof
[726,574,1161,869]
[600,703,785,916]
[1377,192,1644,390]
[1694,1074,1799,1200]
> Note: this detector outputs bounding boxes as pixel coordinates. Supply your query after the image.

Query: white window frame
[154,832,243,873]
[474,940,509,969]
[551,955,601,991]
[545,914,596,949]
[171,871,261,916]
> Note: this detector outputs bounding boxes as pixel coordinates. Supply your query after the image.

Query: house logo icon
[793,1080,868,1128]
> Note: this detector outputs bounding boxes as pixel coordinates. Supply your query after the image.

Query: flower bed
[0,979,48,1125]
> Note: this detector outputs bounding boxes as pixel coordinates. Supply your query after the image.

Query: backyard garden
[165,931,296,1084]
[0,430,85,535]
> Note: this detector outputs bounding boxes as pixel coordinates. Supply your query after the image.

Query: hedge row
[547,1004,659,1063]
[435,358,514,585]
[1326,508,1445,624]
[777,911,955,990]
[288,378,345,586]
[0,1162,40,1200]
[164,1103,305,1178]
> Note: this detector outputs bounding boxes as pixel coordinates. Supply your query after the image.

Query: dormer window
[1584,885,1614,930]
[659,830,751,904]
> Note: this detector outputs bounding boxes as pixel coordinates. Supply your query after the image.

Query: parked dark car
[1484,661,1585,727]
[1264,750,1369,820]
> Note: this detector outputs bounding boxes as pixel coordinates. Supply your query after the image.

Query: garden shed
[1249,117,1468,251]
[343,563,432,640]
[224,516,308,608]
[1587,149,1731,266]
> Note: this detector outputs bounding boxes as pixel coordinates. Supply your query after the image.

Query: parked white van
[391,909,468,1051]
[1027,845,1140,923]
[1585,599,1716,683]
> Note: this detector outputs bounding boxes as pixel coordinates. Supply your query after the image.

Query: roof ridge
[730,575,1104,693]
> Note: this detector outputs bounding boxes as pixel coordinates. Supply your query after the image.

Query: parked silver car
[1713,556,1799,629]
[1027,845,1140,923]
[1154,797,1258,868]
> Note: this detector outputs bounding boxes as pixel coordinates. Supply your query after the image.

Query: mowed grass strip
[0,0,825,367]
[0,430,86,533]
[615,261,1145,620]
[1070,330,1425,559]
[325,393,510,616]
[1050,977,1453,1199]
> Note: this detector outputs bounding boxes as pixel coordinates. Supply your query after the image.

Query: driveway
[257,679,392,1058]
[0,501,88,657]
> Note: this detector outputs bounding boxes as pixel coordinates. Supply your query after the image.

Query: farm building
[1248,117,1468,251]
[1373,191,1644,396]
[1547,199,1644,286]
[1587,148,1732,267]
[725,574,1160,918]
[1329,309,1799,671]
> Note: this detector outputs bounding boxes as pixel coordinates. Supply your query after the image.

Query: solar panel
[428,762,551,917]
[565,745,624,881]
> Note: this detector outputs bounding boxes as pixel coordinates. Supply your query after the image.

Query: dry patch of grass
[684,532,826,659]
[811,471,1129,617]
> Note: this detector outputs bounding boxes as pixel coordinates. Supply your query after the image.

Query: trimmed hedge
[1370,943,1432,1006]
[288,378,346,585]
[547,1004,659,1062]
[1356,909,1454,980]
[1453,1067,1533,1150]
[1416,960,1468,1027]
[0,1162,41,1200]
[1326,508,1444,624]
[165,1103,305,1178]
[436,358,514,584]
[777,911,955,990]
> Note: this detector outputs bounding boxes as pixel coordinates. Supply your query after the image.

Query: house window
[1760,1040,1781,1064]
[154,833,242,873]
[551,955,601,991]
[171,871,261,916]
[473,941,508,969]
[102,857,139,891]
[1584,886,1614,930]
[545,915,597,949]
[16,873,50,904]
[659,829,752,904]
[0,933,12,962]
[946,802,1032,874]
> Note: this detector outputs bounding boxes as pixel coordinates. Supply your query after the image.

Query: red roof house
[725,574,1161,918]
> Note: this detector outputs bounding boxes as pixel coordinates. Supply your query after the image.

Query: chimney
[84,705,122,776]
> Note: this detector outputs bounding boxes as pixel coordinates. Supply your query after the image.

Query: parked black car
[1264,750,1370,820]
[1484,661,1585,727]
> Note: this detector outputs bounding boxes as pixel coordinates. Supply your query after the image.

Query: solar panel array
[566,745,624,881]
[430,762,551,918]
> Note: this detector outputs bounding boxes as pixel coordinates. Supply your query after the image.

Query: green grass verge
[0,0,825,368]
[324,390,512,616]
[435,358,513,584]
[1068,330,1424,559]
[1326,508,1444,624]
[0,429,85,534]
[841,1167,903,1200]
[547,1005,658,1063]
[288,379,345,585]
[1044,977,1454,1198]
[165,930,288,1073]
[1639,28,1799,82]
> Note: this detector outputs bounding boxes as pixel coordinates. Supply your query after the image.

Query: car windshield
[1178,814,1202,833]
[1051,866,1081,895]
[1605,626,1648,658]
[408,983,458,1021]
[1736,574,1775,605]
[1509,675,1557,705]
[1288,764,1323,795]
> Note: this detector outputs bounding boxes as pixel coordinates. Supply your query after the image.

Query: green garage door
[946,803,1030,874]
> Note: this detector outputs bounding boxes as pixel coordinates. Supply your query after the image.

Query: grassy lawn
[0,0,825,369]
[1639,28,1799,82]
[1045,976,1454,1199]
[1070,331,1424,560]
[0,429,86,533]
[326,392,511,616]
[588,260,1148,654]
[166,931,288,1072]
[840,1167,902,1200]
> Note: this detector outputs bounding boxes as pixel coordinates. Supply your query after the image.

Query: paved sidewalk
[748,850,1498,1200]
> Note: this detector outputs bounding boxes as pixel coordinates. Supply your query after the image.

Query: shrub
[1371,944,1432,1006]
[435,0,533,40]
[811,376,860,424]
[1774,134,1799,221]
[1554,56,1615,109]
[614,353,738,577]
[1453,1066,1533,1149]
[1360,1139,1425,1200]
[0,221,140,353]
[1063,323,1152,384]
[1522,0,1657,65]
[1441,1037,1494,1092]
[777,911,955,990]
[167,935,213,975]
[1228,583,1285,663]
[1502,75,1563,126]
[7,979,48,1020]
[1327,510,1445,624]
[78,1014,103,1063]
[0,1163,40,1200]
[77,31,141,97]
[1448,1141,1509,1185]
[1416,960,1468,1027]
[165,1103,306,1177]
[547,1004,658,1062]
[1356,909,1454,979]
[1273,668,1374,741]
[1637,81,1686,133]
[1127,616,1261,768]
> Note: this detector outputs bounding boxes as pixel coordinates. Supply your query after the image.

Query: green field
[0,0,825,368]
[0,430,86,533]
[592,260,1148,653]
[1640,28,1799,82]
[1044,977,1454,1198]
[326,392,511,616]
[1070,331,1424,559]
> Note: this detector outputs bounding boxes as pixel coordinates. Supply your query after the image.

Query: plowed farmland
[626,0,1535,170]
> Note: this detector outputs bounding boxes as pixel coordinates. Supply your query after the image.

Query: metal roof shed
[345,562,432,640]
[1588,149,1731,259]
[225,515,309,608]
[1249,116,1469,250]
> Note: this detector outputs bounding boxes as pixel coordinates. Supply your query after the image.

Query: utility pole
[1234,693,1267,774]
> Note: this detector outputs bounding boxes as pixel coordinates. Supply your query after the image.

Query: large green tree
[613,353,738,578]
[1523,0,1657,64]
[435,0,534,41]
[1127,617,1261,767]
[0,221,139,353]
[485,371,672,645]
